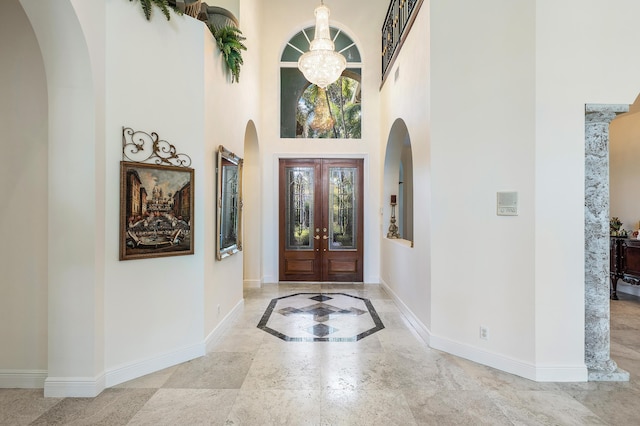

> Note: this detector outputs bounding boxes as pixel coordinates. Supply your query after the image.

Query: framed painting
[216,146,243,260]
[120,161,195,260]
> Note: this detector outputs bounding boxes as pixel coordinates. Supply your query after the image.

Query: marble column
[584,103,630,381]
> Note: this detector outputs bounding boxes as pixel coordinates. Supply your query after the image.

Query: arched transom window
[281,26,362,139]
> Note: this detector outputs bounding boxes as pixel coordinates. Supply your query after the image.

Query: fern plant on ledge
[130,0,181,21]
[129,0,247,83]
[210,25,247,83]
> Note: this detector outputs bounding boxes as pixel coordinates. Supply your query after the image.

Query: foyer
[5,0,640,407]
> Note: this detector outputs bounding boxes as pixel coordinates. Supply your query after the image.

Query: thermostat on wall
[497,191,518,216]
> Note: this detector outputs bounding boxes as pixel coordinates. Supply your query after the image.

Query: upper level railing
[381,0,424,86]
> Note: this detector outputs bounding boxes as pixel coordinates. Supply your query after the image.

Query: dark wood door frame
[279,158,364,282]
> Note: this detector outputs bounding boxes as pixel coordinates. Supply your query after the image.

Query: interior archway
[18,0,104,396]
[243,120,262,287]
[1,0,49,385]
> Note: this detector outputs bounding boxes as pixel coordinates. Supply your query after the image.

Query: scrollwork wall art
[120,127,195,260]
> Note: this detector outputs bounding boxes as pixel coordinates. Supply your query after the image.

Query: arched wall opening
[17,0,105,396]
[383,118,414,242]
[243,120,262,287]
[0,0,49,385]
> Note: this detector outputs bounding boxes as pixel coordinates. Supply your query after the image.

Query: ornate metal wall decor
[122,126,192,167]
[120,126,194,260]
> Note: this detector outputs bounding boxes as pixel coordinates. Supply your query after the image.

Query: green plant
[130,0,180,21]
[210,25,247,83]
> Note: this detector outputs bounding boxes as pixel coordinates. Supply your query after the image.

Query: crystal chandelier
[297,1,346,89]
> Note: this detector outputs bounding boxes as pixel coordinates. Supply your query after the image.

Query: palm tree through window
[281,26,362,139]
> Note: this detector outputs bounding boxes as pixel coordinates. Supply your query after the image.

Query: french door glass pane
[329,167,357,250]
[285,167,314,250]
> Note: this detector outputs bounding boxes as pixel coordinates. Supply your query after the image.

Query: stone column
[584,103,629,381]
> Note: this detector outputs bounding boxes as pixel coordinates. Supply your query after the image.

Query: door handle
[314,235,320,240]
[322,235,328,240]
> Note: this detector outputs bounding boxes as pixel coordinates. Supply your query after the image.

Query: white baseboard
[380,279,431,345]
[104,343,205,389]
[104,300,245,390]
[205,298,244,352]
[9,300,246,397]
[380,279,587,382]
[243,279,262,288]
[0,369,47,389]
[429,334,587,382]
[44,374,106,398]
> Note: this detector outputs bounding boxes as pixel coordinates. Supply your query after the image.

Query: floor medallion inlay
[257,293,385,342]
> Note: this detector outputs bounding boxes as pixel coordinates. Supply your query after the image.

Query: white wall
[3,0,261,395]
[610,108,640,234]
[0,0,48,385]
[379,4,432,337]
[203,0,262,338]
[534,0,640,377]
[103,0,261,382]
[429,0,538,374]
[258,0,388,283]
[104,0,207,380]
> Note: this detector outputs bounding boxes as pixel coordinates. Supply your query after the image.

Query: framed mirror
[216,145,243,260]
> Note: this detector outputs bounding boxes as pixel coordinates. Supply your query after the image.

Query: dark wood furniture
[610,237,640,300]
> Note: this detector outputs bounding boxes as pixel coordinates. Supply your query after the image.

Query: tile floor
[2,283,640,425]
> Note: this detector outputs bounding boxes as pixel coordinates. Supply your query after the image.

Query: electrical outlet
[479,326,489,340]
[217,304,221,316]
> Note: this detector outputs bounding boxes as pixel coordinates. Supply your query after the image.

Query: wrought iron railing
[381,0,423,85]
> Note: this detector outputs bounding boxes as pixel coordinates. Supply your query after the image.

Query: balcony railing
[381,0,424,85]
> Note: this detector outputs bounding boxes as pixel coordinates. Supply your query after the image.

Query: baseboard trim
[44,374,106,397]
[205,298,244,352]
[0,369,48,389]
[380,279,587,382]
[380,279,431,345]
[104,341,205,389]
[430,334,587,382]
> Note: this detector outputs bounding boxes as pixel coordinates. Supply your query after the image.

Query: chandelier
[297,1,346,89]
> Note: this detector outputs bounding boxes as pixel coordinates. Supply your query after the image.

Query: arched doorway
[243,120,262,287]
[17,0,105,397]
[1,0,49,388]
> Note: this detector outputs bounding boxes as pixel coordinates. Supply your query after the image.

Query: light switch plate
[497,191,518,216]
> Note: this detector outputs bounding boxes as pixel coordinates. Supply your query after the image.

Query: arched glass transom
[281,26,362,139]
[281,26,361,63]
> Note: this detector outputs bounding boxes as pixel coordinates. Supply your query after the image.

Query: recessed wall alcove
[383,118,413,242]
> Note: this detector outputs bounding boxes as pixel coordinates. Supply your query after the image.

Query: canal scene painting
[119,161,194,260]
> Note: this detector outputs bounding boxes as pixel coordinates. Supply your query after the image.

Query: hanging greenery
[210,25,247,84]
[128,1,247,84]
[130,0,181,21]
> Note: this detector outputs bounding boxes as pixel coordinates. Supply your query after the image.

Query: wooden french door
[279,158,364,282]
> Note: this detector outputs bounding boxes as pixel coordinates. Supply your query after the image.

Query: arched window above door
[280,26,362,139]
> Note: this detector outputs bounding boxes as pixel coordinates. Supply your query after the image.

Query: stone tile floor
[1,283,640,425]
